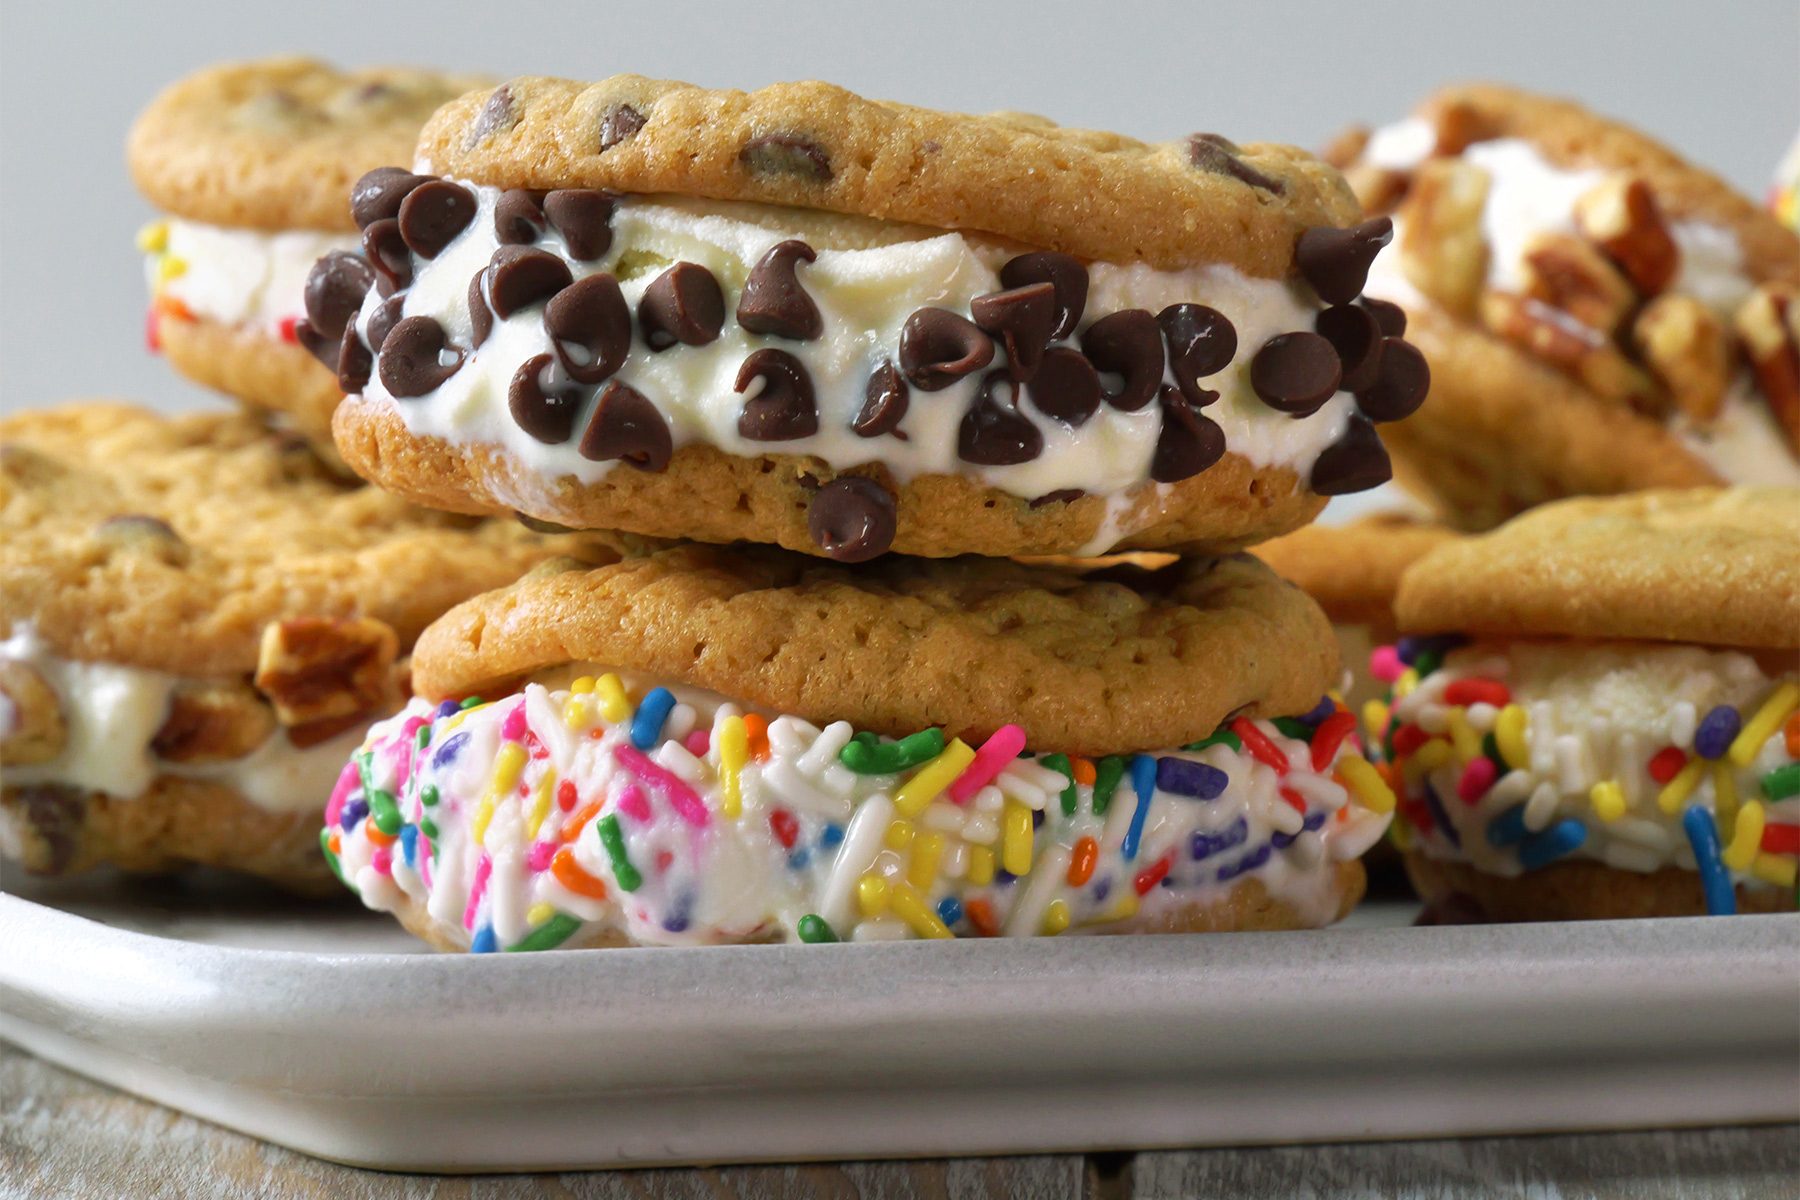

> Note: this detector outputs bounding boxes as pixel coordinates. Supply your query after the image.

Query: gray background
[1,0,1795,416]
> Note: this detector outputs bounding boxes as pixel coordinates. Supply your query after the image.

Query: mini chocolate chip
[466,273,492,348]
[1361,297,1408,337]
[1025,347,1100,427]
[737,240,822,340]
[998,252,1089,339]
[467,84,517,149]
[484,246,574,319]
[1251,331,1342,416]
[1158,304,1237,405]
[397,179,476,259]
[337,328,372,393]
[739,133,832,181]
[599,102,646,151]
[971,282,1057,382]
[735,348,819,441]
[351,167,426,229]
[1186,134,1285,193]
[1355,337,1430,422]
[366,294,405,354]
[1151,385,1226,483]
[494,189,549,244]
[1315,304,1385,392]
[544,273,631,384]
[807,477,897,562]
[509,353,586,443]
[303,251,374,340]
[958,372,1044,466]
[1309,414,1392,495]
[1030,489,1086,508]
[378,316,463,397]
[579,380,671,471]
[1081,309,1163,412]
[1296,217,1394,305]
[293,319,338,370]
[899,308,994,391]
[638,263,725,350]
[361,218,411,295]
[544,189,616,261]
[853,360,910,438]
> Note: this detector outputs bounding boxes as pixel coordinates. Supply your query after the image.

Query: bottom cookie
[1404,853,1793,922]
[157,313,346,468]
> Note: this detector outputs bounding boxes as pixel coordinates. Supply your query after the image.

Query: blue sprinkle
[1421,780,1462,849]
[936,896,963,928]
[819,823,845,849]
[1192,815,1249,861]
[1683,807,1736,916]
[1694,705,1741,760]
[1271,829,1296,850]
[1518,819,1587,872]
[1218,842,1273,882]
[432,730,470,768]
[629,687,677,750]
[1159,874,1175,887]
[435,699,461,719]
[1156,756,1229,800]
[399,824,418,868]
[787,848,812,871]
[470,926,498,954]
[1091,878,1111,903]
[664,896,693,933]
[338,797,369,832]
[1486,804,1529,847]
[1396,634,1466,666]
[1302,810,1327,832]
[994,868,1017,884]
[1123,754,1156,861]
[1031,806,1046,828]
[1299,696,1336,726]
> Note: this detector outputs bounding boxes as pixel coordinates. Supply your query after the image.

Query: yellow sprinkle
[1446,709,1481,764]
[1750,852,1797,889]
[893,738,976,818]
[1394,667,1420,698]
[884,819,916,852]
[1723,800,1765,872]
[1588,780,1626,823]
[887,878,953,939]
[1387,815,1413,851]
[570,676,596,694]
[154,255,187,288]
[1729,682,1800,766]
[491,742,528,795]
[526,769,556,839]
[1494,704,1530,770]
[908,832,945,891]
[561,695,589,731]
[1711,764,1739,839]
[1100,894,1139,925]
[967,845,996,886]
[526,902,554,927]
[856,873,890,918]
[1657,757,1707,815]
[1335,756,1396,814]
[596,673,630,723]
[1041,898,1072,936]
[1361,699,1390,740]
[136,220,169,254]
[1411,738,1453,772]
[1001,801,1034,876]
[1327,689,1346,707]
[438,710,469,737]
[718,715,747,820]
[471,797,495,848]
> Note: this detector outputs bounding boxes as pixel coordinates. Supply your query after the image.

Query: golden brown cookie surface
[1394,487,1800,649]
[155,315,347,467]
[412,544,1338,756]
[1405,854,1793,922]
[1251,512,1460,628]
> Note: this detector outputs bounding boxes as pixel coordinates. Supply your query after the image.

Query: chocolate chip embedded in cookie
[326,73,1427,558]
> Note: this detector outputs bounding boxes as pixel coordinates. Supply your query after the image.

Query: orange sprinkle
[153,293,194,322]
[558,800,603,845]
[1067,836,1099,886]
[364,821,397,848]
[327,832,342,856]
[550,846,609,900]
[1071,756,1096,786]
[1785,711,1800,758]
[964,897,999,938]
[743,713,771,761]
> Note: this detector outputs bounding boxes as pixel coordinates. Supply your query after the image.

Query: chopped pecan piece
[1481,291,1659,408]
[1633,294,1732,423]
[1398,159,1492,317]
[1735,283,1800,454]
[1574,175,1680,297]
[0,661,65,766]
[254,616,399,727]
[1519,232,1638,336]
[150,680,278,764]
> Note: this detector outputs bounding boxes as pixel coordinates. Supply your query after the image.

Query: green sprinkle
[1762,762,1800,801]
[1271,717,1312,741]
[368,789,403,837]
[420,817,439,840]
[797,914,839,943]
[1183,729,1243,754]
[839,727,946,774]
[507,912,583,952]
[1039,753,1078,817]
[459,695,485,710]
[1092,755,1125,816]
[420,783,439,808]
[1413,649,1444,678]
[1482,732,1502,765]
[416,725,432,750]
[319,828,345,885]
[595,814,641,891]
[355,750,376,796]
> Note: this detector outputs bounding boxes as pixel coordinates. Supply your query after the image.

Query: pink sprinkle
[947,724,1027,804]
[372,846,393,876]
[527,841,556,872]
[324,760,360,826]
[685,729,711,757]
[1457,757,1498,805]
[420,840,433,889]
[500,701,528,743]
[614,744,710,828]
[464,856,492,931]
[1369,645,1404,684]
[617,783,652,822]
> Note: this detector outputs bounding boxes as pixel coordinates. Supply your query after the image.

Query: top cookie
[128,57,489,232]
[412,544,1338,756]
[0,402,612,674]
[1251,512,1459,628]
[415,74,1360,274]
[1395,488,1800,650]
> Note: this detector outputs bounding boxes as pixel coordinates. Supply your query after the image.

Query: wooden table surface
[3,1043,1795,1199]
